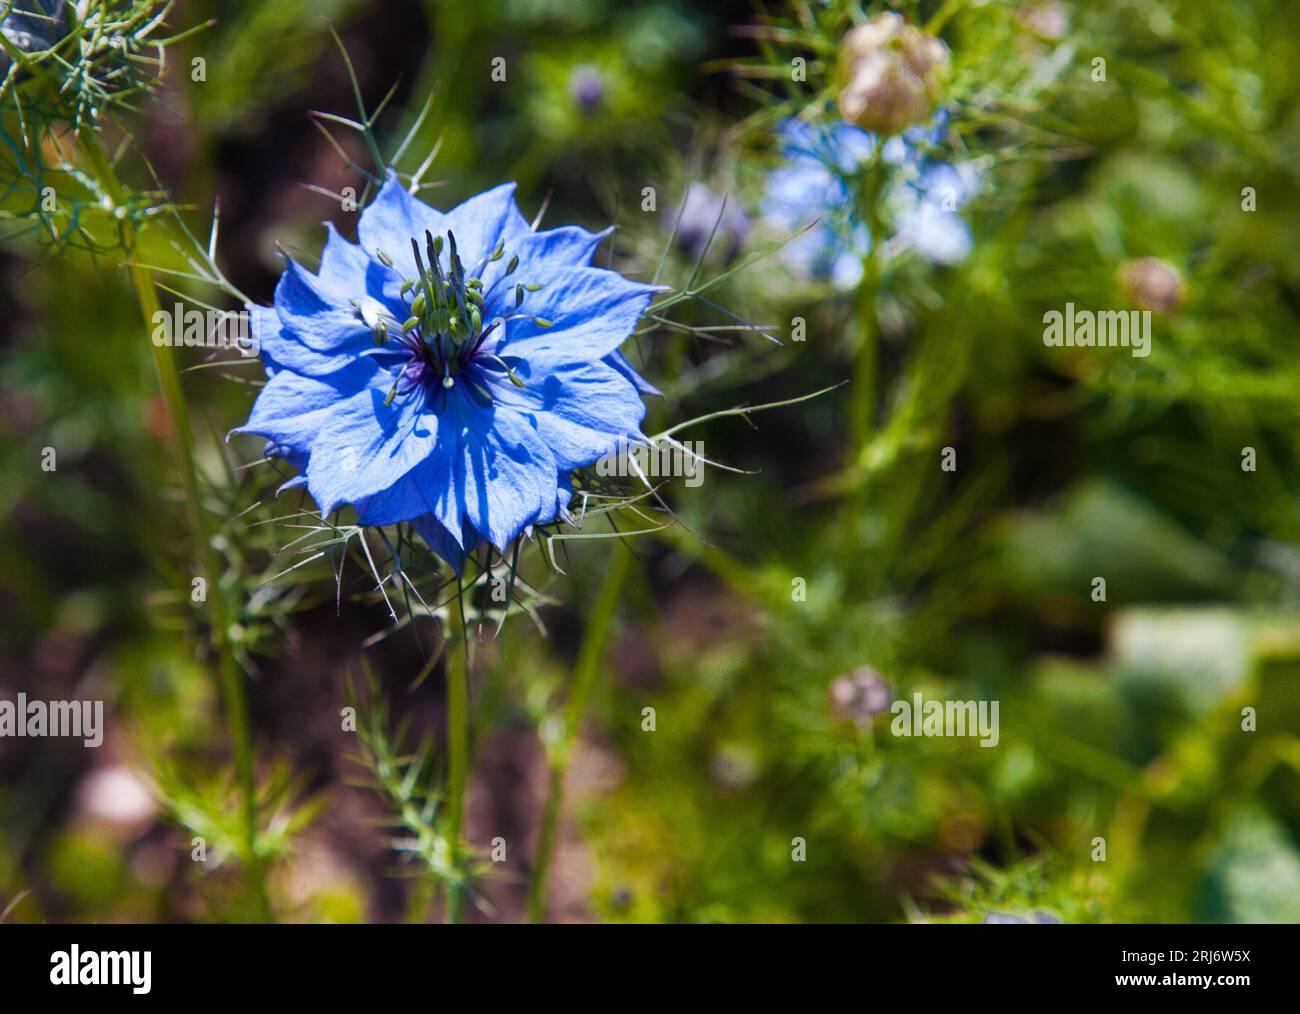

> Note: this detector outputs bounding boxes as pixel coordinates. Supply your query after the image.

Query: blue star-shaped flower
[762,114,977,287]
[233,172,660,572]
[762,120,876,288]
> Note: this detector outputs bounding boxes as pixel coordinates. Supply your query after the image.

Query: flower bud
[837,13,949,135]
[829,666,894,723]
[569,65,606,114]
[1119,257,1184,313]
[1017,3,1070,42]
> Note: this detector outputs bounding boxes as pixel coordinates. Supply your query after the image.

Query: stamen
[365,230,549,406]
[487,355,527,388]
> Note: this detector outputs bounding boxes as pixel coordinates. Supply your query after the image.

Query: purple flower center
[356,227,550,405]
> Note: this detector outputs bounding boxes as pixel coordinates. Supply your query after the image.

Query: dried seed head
[837,14,949,135]
[1119,257,1185,313]
[829,666,894,722]
[1017,2,1070,42]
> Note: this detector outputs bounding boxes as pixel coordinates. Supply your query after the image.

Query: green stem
[847,142,888,469]
[526,545,631,923]
[77,134,269,921]
[847,262,879,465]
[444,583,470,923]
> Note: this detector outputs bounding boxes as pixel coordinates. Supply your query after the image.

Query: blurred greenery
[1,0,1299,924]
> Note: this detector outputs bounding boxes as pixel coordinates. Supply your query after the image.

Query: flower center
[355,228,551,406]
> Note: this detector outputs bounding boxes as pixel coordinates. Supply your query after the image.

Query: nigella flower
[761,113,978,288]
[762,120,875,288]
[882,111,979,265]
[232,172,661,573]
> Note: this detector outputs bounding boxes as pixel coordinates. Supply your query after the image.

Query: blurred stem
[848,259,879,464]
[847,143,887,469]
[76,134,270,923]
[526,543,630,923]
[844,148,888,577]
[444,581,469,923]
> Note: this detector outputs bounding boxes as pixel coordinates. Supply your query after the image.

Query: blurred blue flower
[983,910,1063,924]
[886,112,979,265]
[761,113,977,287]
[762,120,875,288]
[234,172,660,572]
[568,64,605,113]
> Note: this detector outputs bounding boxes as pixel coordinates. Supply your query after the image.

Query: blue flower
[761,114,977,286]
[233,171,661,573]
[890,159,978,264]
[762,120,876,288]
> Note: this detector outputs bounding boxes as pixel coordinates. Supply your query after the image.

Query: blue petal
[303,383,444,515]
[440,182,532,270]
[354,419,463,536]
[510,224,611,271]
[356,170,450,275]
[488,266,659,363]
[248,303,287,377]
[536,472,574,526]
[230,357,380,458]
[897,202,972,264]
[604,349,660,397]
[316,222,374,299]
[269,257,371,376]
[409,513,480,576]
[476,359,648,471]
[451,397,559,551]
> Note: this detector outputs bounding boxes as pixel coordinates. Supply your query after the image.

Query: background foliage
[1,0,1299,923]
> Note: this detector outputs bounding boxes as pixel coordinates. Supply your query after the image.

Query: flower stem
[526,543,630,923]
[848,261,879,464]
[848,142,887,469]
[76,134,269,922]
[444,581,470,923]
